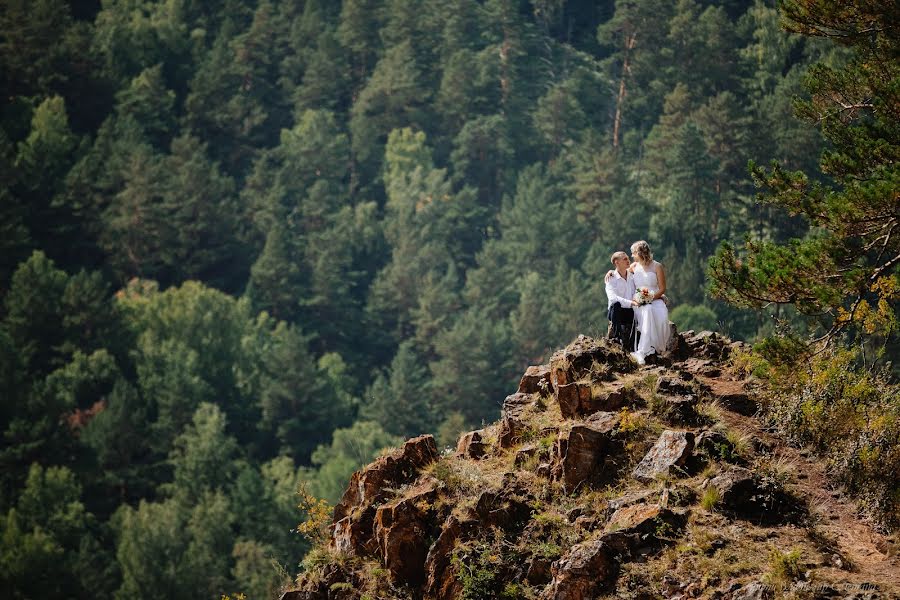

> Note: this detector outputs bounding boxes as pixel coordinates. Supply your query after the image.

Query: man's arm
[605,278,633,308]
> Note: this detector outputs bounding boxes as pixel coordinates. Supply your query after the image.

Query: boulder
[585,411,620,431]
[332,505,377,556]
[498,393,532,448]
[653,375,703,424]
[556,382,592,419]
[606,489,660,515]
[518,365,553,396]
[678,330,733,361]
[374,483,439,587]
[557,381,637,419]
[474,480,533,532]
[456,429,487,458]
[423,516,478,600]
[549,335,634,391]
[680,357,722,378]
[332,435,438,555]
[554,423,621,492]
[715,389,758,416]
[696,430,742,463]
[501,392,533,419]
[602,503,688,557]
[632,430,695,483]
[541,539,615,600]
[708,467,801,524]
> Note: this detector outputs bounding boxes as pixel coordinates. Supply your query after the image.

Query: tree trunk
[613,33,637,150]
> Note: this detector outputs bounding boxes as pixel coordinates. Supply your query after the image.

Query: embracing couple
[604,240,670,365]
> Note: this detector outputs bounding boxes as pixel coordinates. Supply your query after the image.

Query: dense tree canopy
[2,0,892,598]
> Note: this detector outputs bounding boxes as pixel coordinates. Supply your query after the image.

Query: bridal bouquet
[633,287,653,305]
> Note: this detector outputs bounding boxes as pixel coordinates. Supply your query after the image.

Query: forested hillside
[0,0,868,598]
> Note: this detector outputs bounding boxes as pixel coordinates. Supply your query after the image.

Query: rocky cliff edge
[282,332,900,600]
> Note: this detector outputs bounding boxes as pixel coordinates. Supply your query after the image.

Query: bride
[628,241,670,365]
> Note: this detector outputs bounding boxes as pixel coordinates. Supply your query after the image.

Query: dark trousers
[608,304,636,352]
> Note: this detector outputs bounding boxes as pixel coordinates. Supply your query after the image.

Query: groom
[605,251,637,352]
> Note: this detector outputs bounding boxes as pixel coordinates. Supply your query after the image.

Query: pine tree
[710,0,900,346]
[361,340,437,437]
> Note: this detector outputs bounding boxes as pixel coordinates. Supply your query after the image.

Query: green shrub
[700,486,720,511]
[766,548,802,585]
[670,304,718,332]
[760,347,900,530]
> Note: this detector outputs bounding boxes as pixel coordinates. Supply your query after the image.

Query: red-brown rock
[632,430,695,482]
[518,365,553,396]
[553,423,620,492]
[602,503,688,557]
[374,483,439,587]
[456,429,487,458]
[556,382,592,419]
[557,381,638,419]
[549,335,635,391]
[498,393,532,448]
[423,516,478,600]
[332,435,438,555]
[542,539,615,600]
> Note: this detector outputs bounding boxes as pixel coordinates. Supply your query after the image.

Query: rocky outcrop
[456,429,487,458]
[549,335,635,390]
[498,392,532,448]
[332,435,438,555]
[423,516,478,600]
[553,421,621,492]
[557,380,639,419]
[373,483,440,587]
[673,330,741,362]
[282,332,898,600]
[601,503,688,558]
[632,430,695,482]
[541,539,615,600]
[518,365,553,395]
[707,467,802,524]
[654,374,703,424]
[474,478,533,532]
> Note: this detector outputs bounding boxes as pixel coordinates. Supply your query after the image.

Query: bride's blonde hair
[631,240,652,263]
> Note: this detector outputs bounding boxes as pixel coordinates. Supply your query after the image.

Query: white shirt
[606,269,635,309]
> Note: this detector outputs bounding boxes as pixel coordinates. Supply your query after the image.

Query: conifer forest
[0,0,897,598]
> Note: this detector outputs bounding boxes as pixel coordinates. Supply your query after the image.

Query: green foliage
[114,492,235,600]
[302,420,401,504]
[670,304,719,333]
[0,464,96,599]
[762,347,900,528]
[765,548,803,586]
[166,403,239,504]
[700,486,720,511]
[362,340,438,437]
[709,0,899,347]
[452,542,502,600]
[0,0,876,594]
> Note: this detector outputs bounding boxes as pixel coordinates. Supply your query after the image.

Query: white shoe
[630,351,645,365]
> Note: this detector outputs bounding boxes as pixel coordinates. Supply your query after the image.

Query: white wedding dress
[631,261,670,365]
